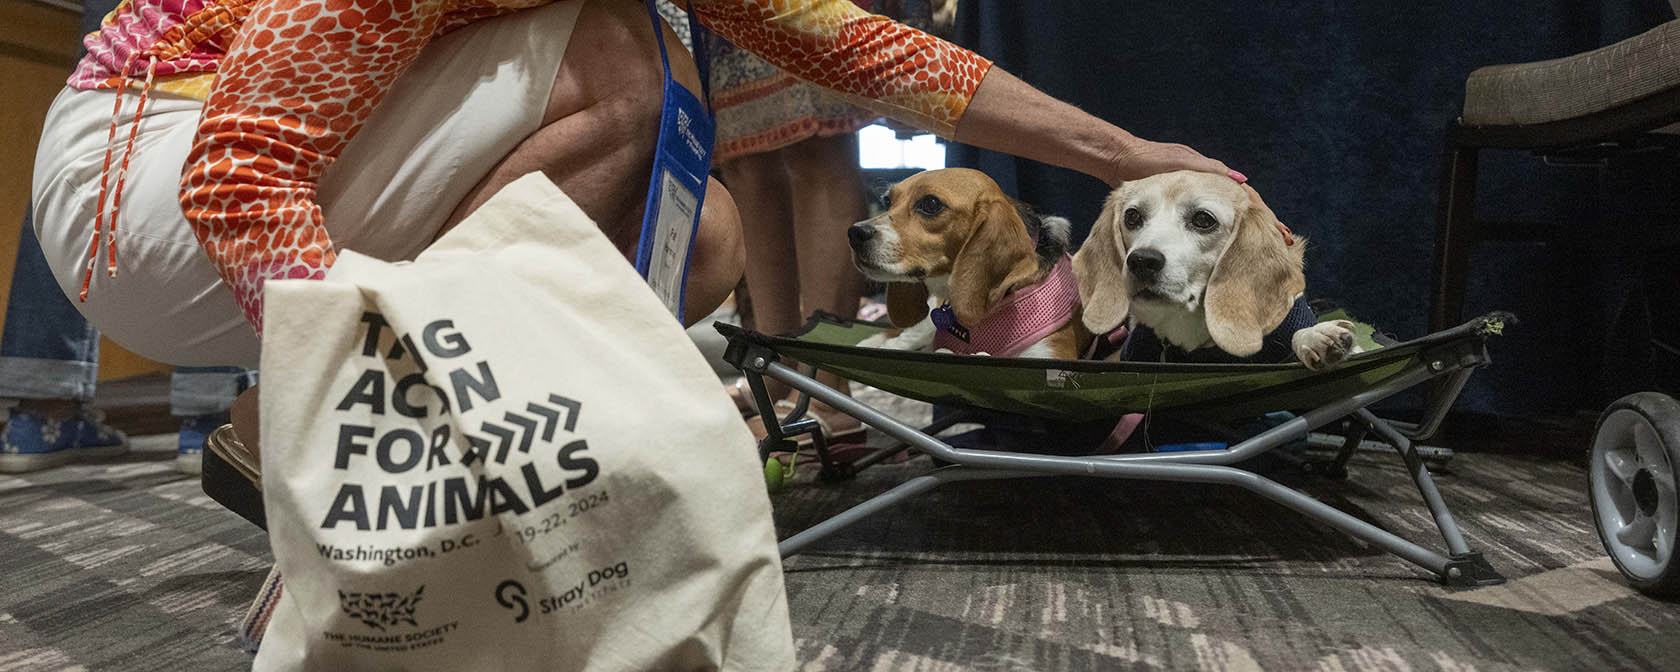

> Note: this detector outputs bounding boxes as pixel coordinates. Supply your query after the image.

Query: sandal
[762,427,911,490]
[774,441,901,466]
[747,398,867,449]
[724,378,763,417]
[201,424,267,530]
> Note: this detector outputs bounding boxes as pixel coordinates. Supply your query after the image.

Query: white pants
[30,1,584,369]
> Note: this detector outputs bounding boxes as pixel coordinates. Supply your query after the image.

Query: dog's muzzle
[847,222,876,252]
[1127,248,1166,283]
[848,221,886,276]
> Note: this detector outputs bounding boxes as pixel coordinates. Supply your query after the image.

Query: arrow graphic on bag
[546,394,581,433]
[518,394,580,440]
[503,412,538,455]
[526,403,559,441]
[481,421,518,465]
[463,434,491,467]
[460,392,583,465]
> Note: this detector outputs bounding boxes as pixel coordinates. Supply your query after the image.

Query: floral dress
[705,0,938,162]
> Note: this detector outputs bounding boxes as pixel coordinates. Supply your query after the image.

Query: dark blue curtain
[948,0,1678,419]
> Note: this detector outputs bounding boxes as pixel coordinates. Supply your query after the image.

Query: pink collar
[932,255,1079,357]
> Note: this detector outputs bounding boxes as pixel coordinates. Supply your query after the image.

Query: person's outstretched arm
[954,68,1234,188]
[690,0,1236,187]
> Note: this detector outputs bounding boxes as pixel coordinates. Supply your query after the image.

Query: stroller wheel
[1590,392,1680,598]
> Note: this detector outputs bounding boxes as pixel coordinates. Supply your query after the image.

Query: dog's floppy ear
[1204,185,1305,356]
[885,282,930,328]
[949,196,1037,326]
[1072,189,1129,334]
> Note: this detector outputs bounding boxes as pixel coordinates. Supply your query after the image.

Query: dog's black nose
[1127,248,1166,280]
[847,223,876,247]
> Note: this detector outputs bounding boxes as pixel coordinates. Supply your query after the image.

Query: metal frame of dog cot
[717,312,1515,587]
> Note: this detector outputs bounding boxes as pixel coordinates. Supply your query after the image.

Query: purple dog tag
[931,304,970,343]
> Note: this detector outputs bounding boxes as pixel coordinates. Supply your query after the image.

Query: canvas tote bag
[253,172,793,670]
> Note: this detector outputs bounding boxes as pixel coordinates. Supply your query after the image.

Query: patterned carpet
[0,435,269,670]
[778,392,1680,671]
[1,399,1677,670]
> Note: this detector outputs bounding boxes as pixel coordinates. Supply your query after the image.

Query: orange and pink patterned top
[69,0,992,334]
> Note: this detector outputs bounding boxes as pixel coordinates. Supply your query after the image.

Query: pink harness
[932,255,1079,357]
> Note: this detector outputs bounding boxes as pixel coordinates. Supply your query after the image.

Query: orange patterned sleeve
[182,0,987,336]
[179,0,458,335]
[689,0,992,137]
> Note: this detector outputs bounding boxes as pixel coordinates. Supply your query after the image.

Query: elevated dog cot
[717,311,1515,587]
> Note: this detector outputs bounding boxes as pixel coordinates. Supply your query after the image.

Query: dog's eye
[1189,210,1219,232]
[1123,207,1144,230]
[914,195,946,217]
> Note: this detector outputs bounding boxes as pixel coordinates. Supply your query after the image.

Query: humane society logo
[325,585,460,653]
[339,585,424,631]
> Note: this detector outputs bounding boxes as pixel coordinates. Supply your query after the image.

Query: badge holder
[635,0,715,320]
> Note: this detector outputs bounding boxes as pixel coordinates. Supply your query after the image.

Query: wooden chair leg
[1430,132,1479,333]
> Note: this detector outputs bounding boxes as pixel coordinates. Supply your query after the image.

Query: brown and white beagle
[847,168,1090,360]
[1072,170,1356,369]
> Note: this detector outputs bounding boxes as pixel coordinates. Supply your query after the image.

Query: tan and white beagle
[848,168,1090,360]
[1072,170,1356,369]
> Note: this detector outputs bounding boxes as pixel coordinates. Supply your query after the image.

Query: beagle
[848,168,1089,360]
[1072,170,1355,369]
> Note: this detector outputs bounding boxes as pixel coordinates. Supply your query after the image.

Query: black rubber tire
[1589,392,1680,599]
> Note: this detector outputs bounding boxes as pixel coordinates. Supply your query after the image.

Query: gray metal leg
[846,411,971,474]
[778,467,1041,556]
[1354,408,1503,585]
[743,371,801,446]
[1331,422,1368,477]
[1187,465,1453,573]
[1397,367,1476,441]
[1354,409,1471,555]
[1087,365,1437,466]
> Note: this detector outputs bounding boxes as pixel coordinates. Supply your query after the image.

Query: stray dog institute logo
[492,562,634,625]
[340,586,424,631]
[495,580,529,623]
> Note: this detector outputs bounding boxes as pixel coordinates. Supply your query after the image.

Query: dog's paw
[1292,320,1357,371]
[857,332,891,349]
[871,317,935,351]
[882,334,922,350]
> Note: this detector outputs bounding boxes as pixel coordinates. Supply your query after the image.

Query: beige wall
[1,1,168,381]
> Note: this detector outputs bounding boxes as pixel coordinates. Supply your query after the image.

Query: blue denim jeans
[169,366,257,417]
[1,214,251,414]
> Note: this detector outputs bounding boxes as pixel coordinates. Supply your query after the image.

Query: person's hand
[1102,139,1296,246]
[1109,136,1293,245]
[1105,134,1243,187]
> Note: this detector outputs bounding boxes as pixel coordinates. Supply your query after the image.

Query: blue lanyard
[635,0,715,319]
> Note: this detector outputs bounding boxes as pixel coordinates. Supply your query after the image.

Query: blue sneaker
[176,412,229,475]
[0,406,129,474]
